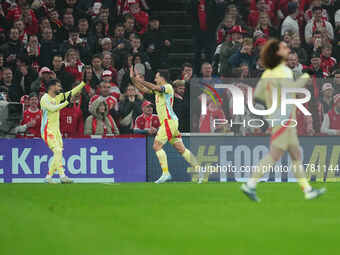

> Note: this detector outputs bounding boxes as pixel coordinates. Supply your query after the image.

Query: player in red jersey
[20,93,41,138]
[60,91,84,138]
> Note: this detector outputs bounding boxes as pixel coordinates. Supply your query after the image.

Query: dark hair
[157,69,170,82]
[260,39,283,69]
[182,62,192,70]
[115,23,124,29]
[47,79,61,89]
[28,92,38,98]
[132,53,143,64]
[68,27,79,34]
[124,13,135,22]
[312,6,322,12]
[92,53,103,61]
[78,17,88,24]
[53,54,63,60]
[16,54,30,65]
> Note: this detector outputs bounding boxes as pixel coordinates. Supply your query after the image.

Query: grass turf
[0,182,339,255]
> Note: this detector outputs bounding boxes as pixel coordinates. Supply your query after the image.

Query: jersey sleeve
[40,96,69,113]
[56,81,86,102]
[162,84,173,94]
[286,73,310,89]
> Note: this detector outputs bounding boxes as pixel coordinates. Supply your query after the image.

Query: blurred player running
[241,39,326,201]
[40,79,85,184]
[130,67,200,183]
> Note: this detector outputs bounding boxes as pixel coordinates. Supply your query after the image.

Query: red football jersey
[21,108,42,138]
[60,102,84,138]
[134,114,160,130]
[89,95,118,111]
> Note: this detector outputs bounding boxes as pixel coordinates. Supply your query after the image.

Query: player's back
[154,83,178,124]
[254,63,296,120]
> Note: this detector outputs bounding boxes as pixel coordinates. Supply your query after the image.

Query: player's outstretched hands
[66,91,72,103]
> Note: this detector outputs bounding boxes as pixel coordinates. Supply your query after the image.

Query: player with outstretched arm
[130,67,201,183]
[241,39,326,201]
[40,79,85,184]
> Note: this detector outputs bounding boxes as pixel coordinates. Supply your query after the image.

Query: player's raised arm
[130,66,153,94]
[40,93,69,113]
[57,81,86,102]
[133,69,165,92]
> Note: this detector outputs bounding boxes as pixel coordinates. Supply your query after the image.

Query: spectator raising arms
[84,98,119,136]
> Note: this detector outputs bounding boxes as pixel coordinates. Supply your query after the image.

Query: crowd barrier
[0,135,339,183]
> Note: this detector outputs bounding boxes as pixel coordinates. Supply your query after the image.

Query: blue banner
[0,138,146,183]
[147,136,340,182]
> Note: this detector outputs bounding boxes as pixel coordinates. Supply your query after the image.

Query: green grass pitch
[1,182,339,255]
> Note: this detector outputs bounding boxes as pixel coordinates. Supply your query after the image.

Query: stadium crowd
[0,0,340,138]
[191,0,340,136]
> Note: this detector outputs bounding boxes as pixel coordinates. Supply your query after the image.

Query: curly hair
[260,39,283,69]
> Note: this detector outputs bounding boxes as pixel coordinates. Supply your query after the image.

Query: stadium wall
[0,135,339,183]
[147,135,340,183]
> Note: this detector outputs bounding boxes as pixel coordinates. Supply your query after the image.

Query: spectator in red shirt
[321,94,340,135]
[20,92,41,138]
[60,90,84,138]
[102,51,118,83]
[254,12,277,38]
[134,100,160,135]
[20,95,29,111]
[320,82,334,114]
[216,15,236,44]
[124,14,136,39]
[13,19,28,46]
[64,48,84,82]
[101,70,121,102]
[248,0,276,28]
[21,4,38,35]
[304,0,329,23]
[199,101,226,133]
[129,1,149,35]
[320,43,336,75]
[89,81,118,111]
